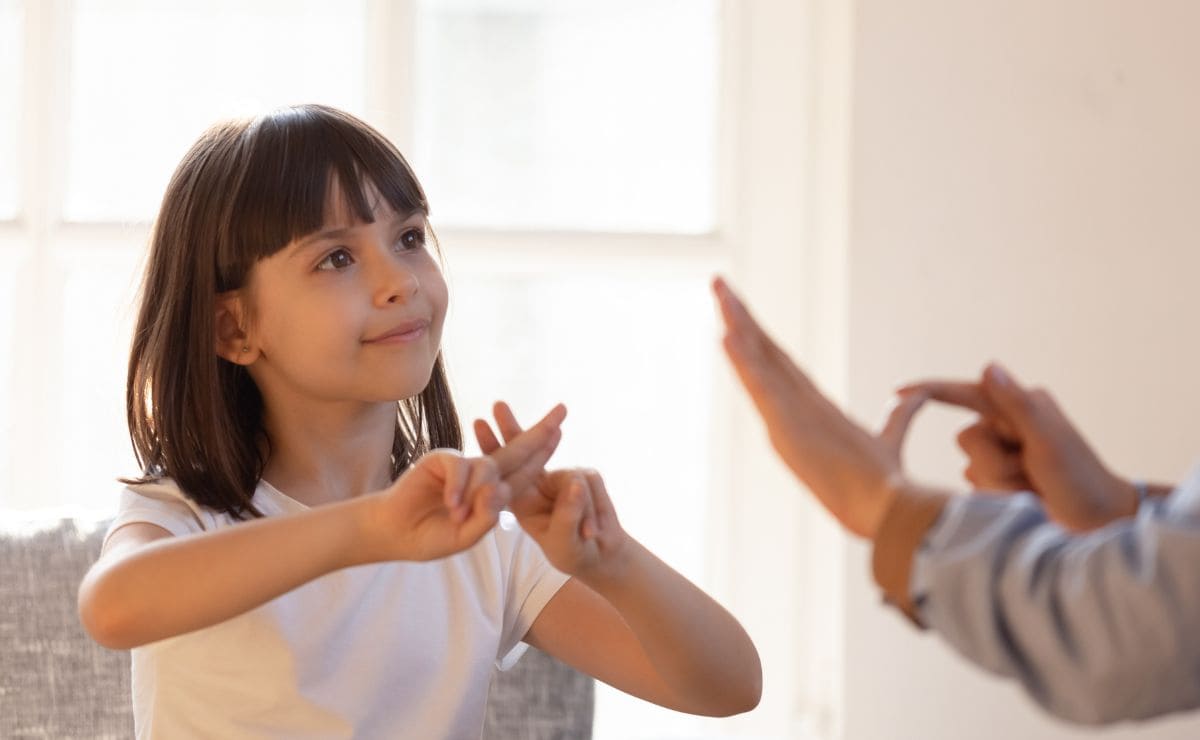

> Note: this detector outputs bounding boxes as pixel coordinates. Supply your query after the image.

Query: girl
[78,105,761,738]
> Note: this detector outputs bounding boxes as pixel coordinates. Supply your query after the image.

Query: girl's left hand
[474,403,629,580]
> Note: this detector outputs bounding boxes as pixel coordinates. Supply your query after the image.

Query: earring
[241,346,249,353]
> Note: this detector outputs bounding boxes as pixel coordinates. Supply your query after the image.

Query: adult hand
[713,277,924,538]
[900,364,1138,531]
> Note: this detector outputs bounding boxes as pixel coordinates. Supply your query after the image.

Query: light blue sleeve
[910,466,1200,725]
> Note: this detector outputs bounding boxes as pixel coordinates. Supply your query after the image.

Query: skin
[712,275,1169,540]
[476,404,761,715]
[77,182,761,719]
[712,276,922,538]
[898,364,1162,531]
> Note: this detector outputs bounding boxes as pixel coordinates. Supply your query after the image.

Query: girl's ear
[215,292,258,365]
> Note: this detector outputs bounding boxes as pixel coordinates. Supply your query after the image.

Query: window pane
[0,264,15,496]
[442,265,719,738]
[0,0,21,220]
[65,0,368,222]
[59,249,143,510]
[414,0,719,233]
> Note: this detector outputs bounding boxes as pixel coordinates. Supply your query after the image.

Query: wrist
[575,534,639,592]
[870,479,952,624]
[864,473,907,540]
[345,493,391,565]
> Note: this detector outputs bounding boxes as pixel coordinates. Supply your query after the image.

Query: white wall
[840,1,1200,738]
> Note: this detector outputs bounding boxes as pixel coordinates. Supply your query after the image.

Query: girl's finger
[504,429,562,497]
[548,474,589,544]
[493,401,524,443]
[436,450,470,513]
[575,475,599,541]
[456,457,500,522]
[488,404,567,476]
[582,469,616,536]
[473,418,502,455]
[455,481,509,547]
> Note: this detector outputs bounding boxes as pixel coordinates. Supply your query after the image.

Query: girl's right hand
[359,404,568,562]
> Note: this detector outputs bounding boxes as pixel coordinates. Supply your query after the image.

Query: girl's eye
[315,248,354,272]
[396,228,426,251]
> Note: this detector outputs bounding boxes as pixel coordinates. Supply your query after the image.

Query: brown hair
[124,104,462,518]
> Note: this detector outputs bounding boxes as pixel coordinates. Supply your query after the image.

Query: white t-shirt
[105,479,570,740]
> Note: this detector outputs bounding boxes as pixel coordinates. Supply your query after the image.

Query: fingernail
[988,363,1011,387]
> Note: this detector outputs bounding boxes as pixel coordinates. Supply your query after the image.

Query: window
[66,0,368,221]
[417,5,723,730]
[413,0,718,232]
[0,0,19,219]
[3,2,823,737]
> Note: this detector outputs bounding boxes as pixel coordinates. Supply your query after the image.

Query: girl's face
[235,184,448,407]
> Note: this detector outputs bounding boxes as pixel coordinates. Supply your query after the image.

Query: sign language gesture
[473,403,629,579]
[899,365,1140,531]
[713,277,930,538]
[363,404,568,562]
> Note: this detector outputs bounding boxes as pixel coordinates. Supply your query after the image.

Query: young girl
[78,105,761,738]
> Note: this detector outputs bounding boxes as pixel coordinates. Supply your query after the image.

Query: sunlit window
[0,269,16,498]
[65,0,368,222]
[0,0,21,219]
[444,264,721,738]
[414,0,719,233]
[4,1,754,738]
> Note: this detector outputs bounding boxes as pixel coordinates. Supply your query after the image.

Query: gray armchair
[0,517,593,739]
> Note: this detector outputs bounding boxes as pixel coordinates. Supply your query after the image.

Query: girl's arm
[80,407,565,650]
[82,497,384,649]
[527,537,762,716]
[476,410,762,716]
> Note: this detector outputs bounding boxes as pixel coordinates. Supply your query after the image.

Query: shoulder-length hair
[124,104,462,518]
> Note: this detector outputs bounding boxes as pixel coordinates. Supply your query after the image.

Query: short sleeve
[492,512,570,671]
[103,480,212,548]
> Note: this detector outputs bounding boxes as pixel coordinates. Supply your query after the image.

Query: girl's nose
[373,256,419,306]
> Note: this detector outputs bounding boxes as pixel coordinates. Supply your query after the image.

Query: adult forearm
[581,539,762,716]
[79,497,373,649]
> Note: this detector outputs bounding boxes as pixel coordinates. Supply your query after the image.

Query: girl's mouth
[363,319,429,344]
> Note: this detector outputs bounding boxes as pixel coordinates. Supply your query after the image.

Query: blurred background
[2,1,1199,738]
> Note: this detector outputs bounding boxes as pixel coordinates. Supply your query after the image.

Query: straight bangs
[216,105,430,293]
